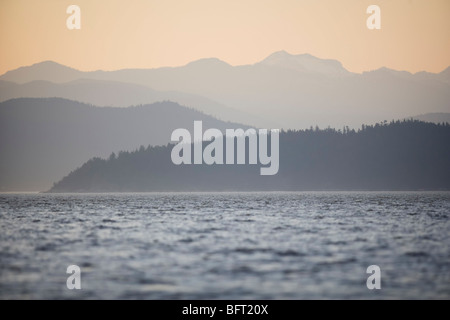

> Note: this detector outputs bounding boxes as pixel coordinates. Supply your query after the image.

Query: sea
[0,192,449,299]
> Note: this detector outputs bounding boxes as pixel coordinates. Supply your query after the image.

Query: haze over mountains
[0,79,264,127]
[0,98,247,191]
[1,52,449,191]
[2,51,449,129]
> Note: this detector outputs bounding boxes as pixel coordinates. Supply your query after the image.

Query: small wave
[35,243,57,251]
[404,251,429,258]
[235,247,271,254]
[276,249,305,257]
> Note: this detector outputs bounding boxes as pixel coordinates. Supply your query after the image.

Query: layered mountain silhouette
[48,120,450,192]
[1,52,449,191]
[0,98,248,191]
[0,79,265,127]
[2,52,449,129]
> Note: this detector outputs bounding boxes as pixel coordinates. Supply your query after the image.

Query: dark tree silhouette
[49,120,450,192]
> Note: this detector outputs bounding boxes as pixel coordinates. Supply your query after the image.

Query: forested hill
[49,120,450,192]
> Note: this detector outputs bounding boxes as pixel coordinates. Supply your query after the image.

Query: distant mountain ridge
[0,97,249,191]
[2,53,449,129]
[259,51,350,77]
[1,61,83,83]
[0,78,266,127]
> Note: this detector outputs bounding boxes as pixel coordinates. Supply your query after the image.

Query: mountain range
[1,52,449,191]
[0,78,265,127]
[2,51,449,129]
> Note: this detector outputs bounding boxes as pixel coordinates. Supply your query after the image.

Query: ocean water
[0,192,449,300]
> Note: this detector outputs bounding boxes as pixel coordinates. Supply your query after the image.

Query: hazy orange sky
[1,0,449,75]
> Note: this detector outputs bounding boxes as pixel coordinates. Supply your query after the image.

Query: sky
[0,0,449,75]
